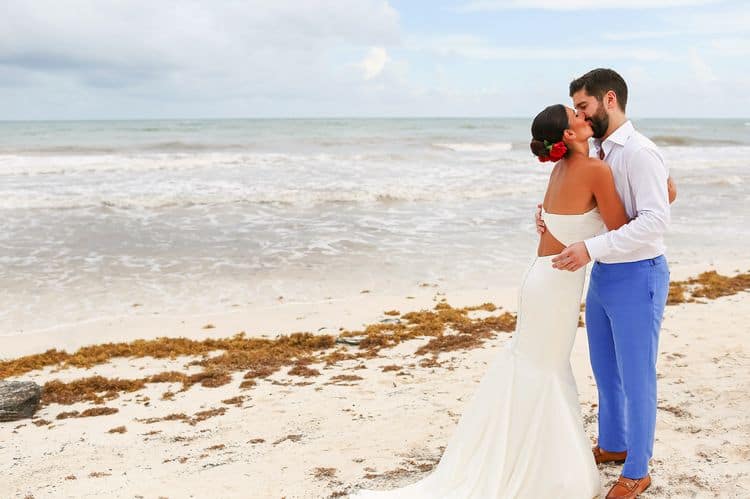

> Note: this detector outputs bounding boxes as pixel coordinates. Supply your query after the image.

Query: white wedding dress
[350,208,604,499]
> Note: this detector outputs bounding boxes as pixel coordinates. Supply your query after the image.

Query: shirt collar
[596,120,634,158]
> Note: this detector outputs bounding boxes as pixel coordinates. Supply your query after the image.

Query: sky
[0,0,748,120]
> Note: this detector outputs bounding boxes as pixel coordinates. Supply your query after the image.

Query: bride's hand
[667,176,677,204]
[535,204,546,235]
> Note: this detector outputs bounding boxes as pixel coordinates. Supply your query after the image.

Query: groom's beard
[588,109,609,139]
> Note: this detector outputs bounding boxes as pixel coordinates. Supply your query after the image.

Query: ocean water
[1,118,748,335]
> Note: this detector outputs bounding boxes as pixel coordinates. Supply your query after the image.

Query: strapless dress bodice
[541,207,605,246]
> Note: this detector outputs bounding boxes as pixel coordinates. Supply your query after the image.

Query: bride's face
[565,106,593,142]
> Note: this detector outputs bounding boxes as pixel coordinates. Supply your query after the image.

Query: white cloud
[457,0,721,11]
[0,0,401,117]
[688,49,718,83]
[602,31,685,40]
[709,38,750,56]
[408,34,668,61]
[679,2,750,32]
[600,3,749,40]
[359,47,390,79]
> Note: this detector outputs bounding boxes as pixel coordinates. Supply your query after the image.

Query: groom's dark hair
[569,68,628,112]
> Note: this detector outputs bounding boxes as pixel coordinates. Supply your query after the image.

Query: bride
[350,104,630,498]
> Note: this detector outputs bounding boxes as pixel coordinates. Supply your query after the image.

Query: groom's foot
[605,474,651,499]
[592,446,627,464]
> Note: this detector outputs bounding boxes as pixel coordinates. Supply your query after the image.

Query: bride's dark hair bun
[530,104,569,159]
[529,139,547,157]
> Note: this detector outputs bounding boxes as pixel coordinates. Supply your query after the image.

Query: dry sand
[1,260,748,499]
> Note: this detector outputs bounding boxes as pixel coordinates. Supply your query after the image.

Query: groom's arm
[552,147,669,271]
[540,175,673,236]
[584,147,670,260]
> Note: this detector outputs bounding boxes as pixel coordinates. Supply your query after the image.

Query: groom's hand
[551,242,591,271]
[535,203,546,235]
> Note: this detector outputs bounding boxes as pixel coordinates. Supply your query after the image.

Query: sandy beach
[1,259,748,499]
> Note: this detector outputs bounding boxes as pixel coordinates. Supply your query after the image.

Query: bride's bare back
[538,153,629,257]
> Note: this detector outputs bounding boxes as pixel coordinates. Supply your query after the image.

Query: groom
[538,68,672,499]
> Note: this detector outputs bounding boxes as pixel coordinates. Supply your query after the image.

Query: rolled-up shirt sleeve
[584,147,670,261]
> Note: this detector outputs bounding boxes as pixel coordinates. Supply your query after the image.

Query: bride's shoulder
[582,157,613,173]
[577,158,615,186]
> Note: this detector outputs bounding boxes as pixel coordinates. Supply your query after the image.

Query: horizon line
[0,115,748,123]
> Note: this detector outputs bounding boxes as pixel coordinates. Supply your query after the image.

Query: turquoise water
[0,118,747,334]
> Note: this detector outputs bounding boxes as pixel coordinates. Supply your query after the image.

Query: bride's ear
[562,129,575,142]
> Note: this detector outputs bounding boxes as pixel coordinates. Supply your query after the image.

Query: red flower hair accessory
[537,140,568,163]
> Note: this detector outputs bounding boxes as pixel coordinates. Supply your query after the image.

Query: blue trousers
[585,255,669,479]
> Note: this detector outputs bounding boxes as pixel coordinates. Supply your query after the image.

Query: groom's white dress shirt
[584,120,670,264]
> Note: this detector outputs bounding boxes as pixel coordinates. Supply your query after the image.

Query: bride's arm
[588,159,629,231]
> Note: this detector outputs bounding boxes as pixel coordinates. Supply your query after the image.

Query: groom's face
[572,89,609,139]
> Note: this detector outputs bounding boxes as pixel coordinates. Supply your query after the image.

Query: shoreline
[1,259,749,498]
[2,257,747,359]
